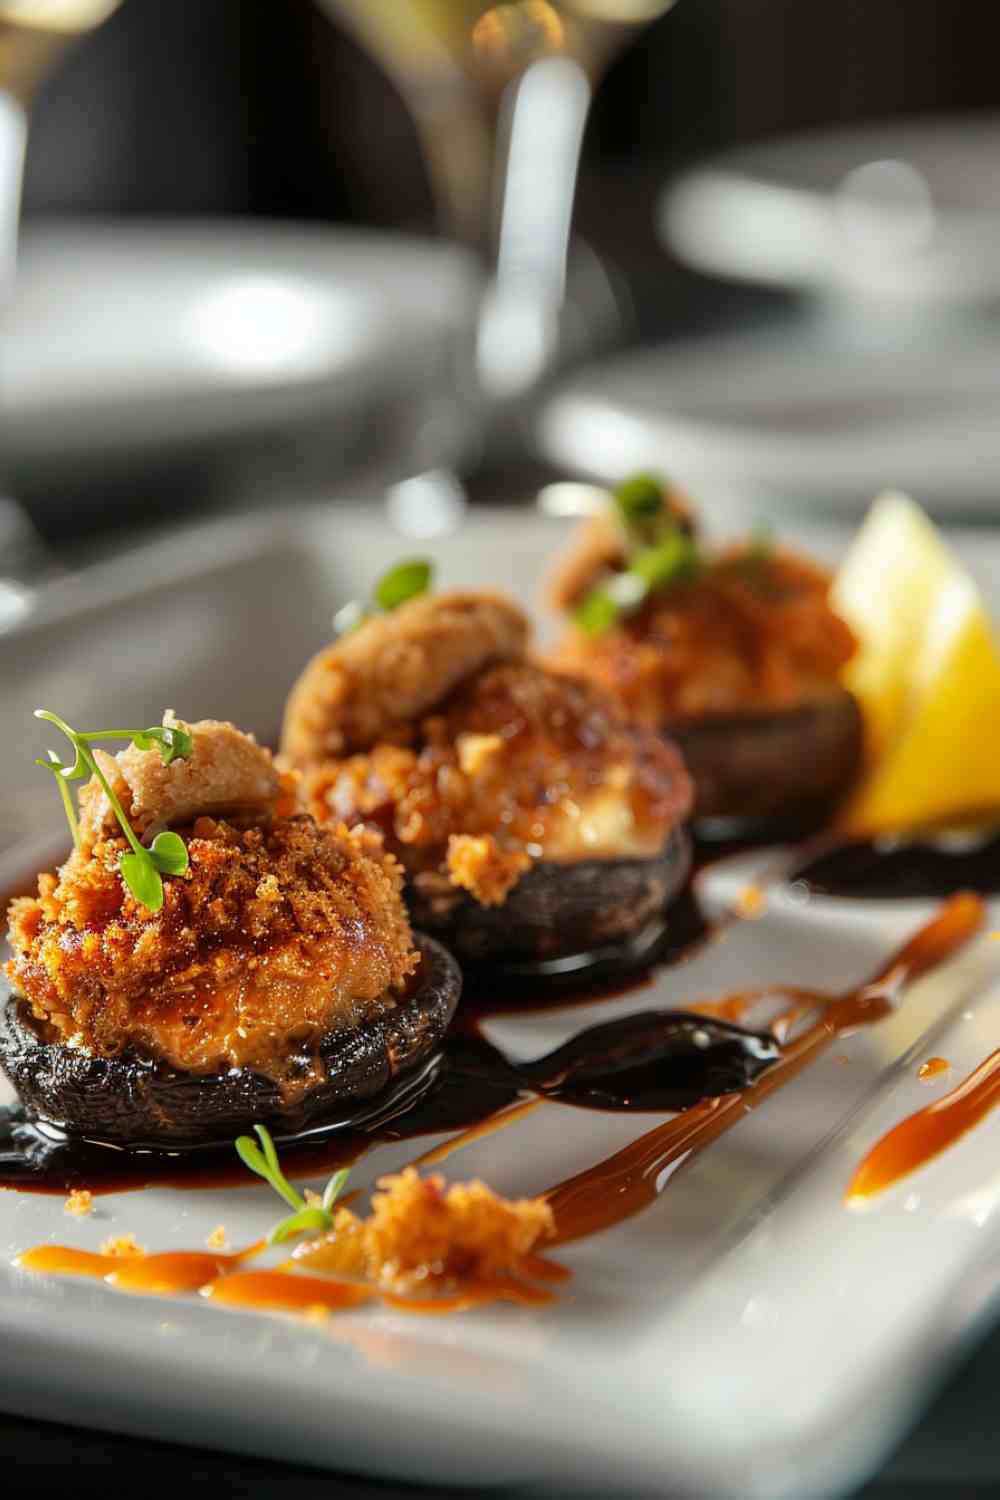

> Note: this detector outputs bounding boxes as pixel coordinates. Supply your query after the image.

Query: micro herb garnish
[630,530,700,593]
[614,472,666,530]
[33,710,193,913]
[375,557,433,612]
[333,558,434,637]
[235,1124,351,1244]
[573,586,620,636]
[574,473,701,636]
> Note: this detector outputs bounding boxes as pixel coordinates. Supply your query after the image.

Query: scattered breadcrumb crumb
[205,1225,227,1250]
[736,883,766,918]
[446,834,531,907]
[64,1189,93,1218]
[455,732,504,778]
[100,1232,145,1259]
[303,1188,323,1208]
[295,1166,554,1291]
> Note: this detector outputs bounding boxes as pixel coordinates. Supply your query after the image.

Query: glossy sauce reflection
[848,1046,1000,1203]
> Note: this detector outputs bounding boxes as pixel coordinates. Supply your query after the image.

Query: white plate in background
[661,114,1000,307]
[2,505,1000,1498]
[1,219,480,475]
[537,331,1000,520]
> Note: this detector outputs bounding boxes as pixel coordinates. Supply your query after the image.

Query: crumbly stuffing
[64,1189,93,1217]
[6,812,417,1077]
[549,545,856,725]
[77,714,284,853]
[299,662,691,905]
[100,1232,145,1258]
[293,1167,554,1290]
[206,1225,227,1250]
[282,591,529,764]
[446,834,531,907]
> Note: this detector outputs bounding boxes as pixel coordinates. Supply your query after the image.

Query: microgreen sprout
[574,473,702,635]
[375,557,433,612]
[614,472,667,529]
[33,710,193,912]
[334,557,435,637]
[235,1125,351,1244]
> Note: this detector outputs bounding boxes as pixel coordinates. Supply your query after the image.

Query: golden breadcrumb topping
[282,590,529,764]
[206,1225,227,1250]
[299,662,691,906]
[78,714,284,853]
[64,1189,93,1217]
[6,813,417,1077]
[100,1232,145,1258]
[550,545,857,725]
[293,1167,554,1290]
[446,834,532,908]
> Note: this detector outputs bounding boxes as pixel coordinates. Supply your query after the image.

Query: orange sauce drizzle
[203,1270,374,1314]
[15,1243,564,1317]
[546,893,984,1244]
[918,1056,950,1081]
[17,1241,262,1292]
[12,895,984,1318]
[848,1047,1000,1202]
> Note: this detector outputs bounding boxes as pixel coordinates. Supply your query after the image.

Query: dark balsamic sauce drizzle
[0,866,744,1195]
[0,835,988,1225]
[792,828,1000,899]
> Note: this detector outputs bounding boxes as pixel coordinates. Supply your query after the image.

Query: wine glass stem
[0,88,27,298]
[476,56,592,398]
[406,81,495,251]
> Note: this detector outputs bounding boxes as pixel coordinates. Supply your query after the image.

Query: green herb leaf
[573,587,621,636]
[268,1207,333,1245]
[35,753,81,847]
[374,558,433,612]
[630,530,700,594]
[132,724,194,765]
[148,830,189,876]
[33,711,194,905]
[235,1127,352,1245]
[235,1125,303,1212]
[614,473,666,527]
[234,1134,271,1180]
[119,851,164,912]
[322,1167,351,1212]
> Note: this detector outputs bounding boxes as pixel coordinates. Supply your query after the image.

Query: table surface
[4,1304,1000,1500]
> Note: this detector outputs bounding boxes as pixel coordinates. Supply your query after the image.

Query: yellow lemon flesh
[832,491,1000,834]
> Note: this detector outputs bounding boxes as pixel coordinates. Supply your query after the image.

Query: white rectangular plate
[2,505,1000,1500]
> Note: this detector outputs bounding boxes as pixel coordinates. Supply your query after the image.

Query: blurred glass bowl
[661,114,1000,312]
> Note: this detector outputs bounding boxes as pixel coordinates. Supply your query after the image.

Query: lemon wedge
[832,491,1000,834]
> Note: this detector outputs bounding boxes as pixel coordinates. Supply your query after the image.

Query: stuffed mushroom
[281,589,693,966]
[546,478,863,829]
[1,714,459,1148]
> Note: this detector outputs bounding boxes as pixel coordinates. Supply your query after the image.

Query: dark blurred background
[22,0,1000,280]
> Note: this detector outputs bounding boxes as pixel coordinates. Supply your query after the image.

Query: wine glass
[313,1,679,398]
[0,1,123,282]
[0,1,123,609]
